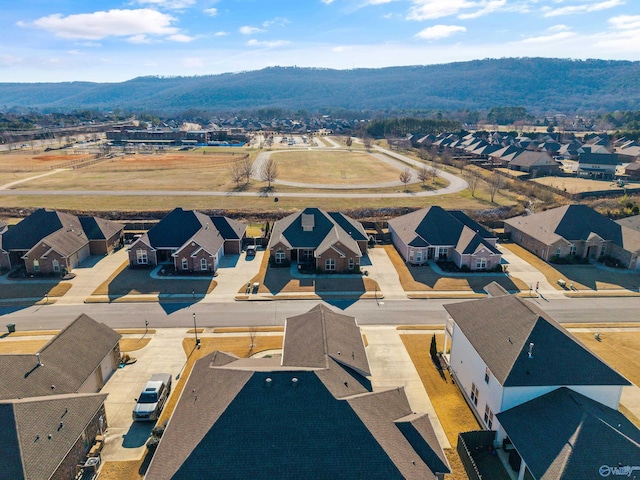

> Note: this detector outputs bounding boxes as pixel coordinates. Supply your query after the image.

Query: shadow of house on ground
[406,265,526,293]
[103,267,214,300]
[122,421,155,449]
[554,264,640,291]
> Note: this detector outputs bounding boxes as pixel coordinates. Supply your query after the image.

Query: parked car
[246,245,257,257]
[132,373,172,422]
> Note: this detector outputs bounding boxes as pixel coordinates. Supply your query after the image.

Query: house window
[476,258,487,269]
[348,258,355,270]
[470,383,479,406]
[438,247,448,259]
[33,259,40,272]
[485,367,491,384]
[52,259,60,272]
[569,244,577,256]
[409,250,414,261]
[325,258,335,271]
[416,250,422,263]
[136,250,148,265]
[200,258,207,271]
[484,404,494,429]
[556,247,561,256]
[181,258,188,270]
[275,250,285,264]
[302,249,314,261]
[600,243,606,256]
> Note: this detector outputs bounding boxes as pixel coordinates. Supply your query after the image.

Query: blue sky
[1,0,639,82]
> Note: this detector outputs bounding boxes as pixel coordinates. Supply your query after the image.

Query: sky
[1,0,640,83]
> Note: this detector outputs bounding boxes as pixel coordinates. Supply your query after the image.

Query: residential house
[507,151,560,176]
[624,161,640,180]
[504,204,640,269]
[267,208,368,273]
[388,206,501,271]
[144,304,450,480]
[0,314,120,480]
[128,207,246,273]
[443,295,635,480]
[562,150,620,179]
[0,209,124,275]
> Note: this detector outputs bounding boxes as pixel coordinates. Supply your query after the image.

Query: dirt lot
[534,176,640,194]
[0,152,90,172]
[384,245,528,294]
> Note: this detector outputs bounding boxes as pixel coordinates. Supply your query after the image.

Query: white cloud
[333,45,354,52]
[321,0,334,4]
[134,0,196,9]
[263,17,290,28]
[519,31,576,43]
[168,33,195,42]
[128,34,153,44]
[32,9,179,40]
[458,0,507,19]
[407,0,480,20]
[246,39,290,47]
[0,54,23,66]
[182,57,205,67]
[608,14,640,30]
[67,50,83,55]
[542,0,624,17]
[362,0,397,4]
[548,24,570,32]
[415,24,466,39]
[214,31,228,36]
[204,8,218,16]
[239,25,266,35]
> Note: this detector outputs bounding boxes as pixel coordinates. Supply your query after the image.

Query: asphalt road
[1,296,638,331]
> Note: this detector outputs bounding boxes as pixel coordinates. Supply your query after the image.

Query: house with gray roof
[504,204,640,269]
[267,208,368,273]
[507,151,561,176]
[0,314,120,480]
[442,294,634,480]
[388,206,501,271]
[144,304,450,480]
[128,207,246,273]
[561,150,620,179]
[0,208,124,275]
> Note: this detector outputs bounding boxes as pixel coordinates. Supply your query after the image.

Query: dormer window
[301,214,314,232]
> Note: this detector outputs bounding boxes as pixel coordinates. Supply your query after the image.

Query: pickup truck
[132,373,172,422]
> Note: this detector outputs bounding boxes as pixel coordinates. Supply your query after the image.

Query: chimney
[528,343,534,358]
[36,353,43,367]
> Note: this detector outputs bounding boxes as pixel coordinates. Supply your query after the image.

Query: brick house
[267,208,368,273]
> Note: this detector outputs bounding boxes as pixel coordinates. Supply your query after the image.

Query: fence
[457,430,497,480]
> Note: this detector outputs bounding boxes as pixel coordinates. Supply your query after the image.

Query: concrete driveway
[204,249,265,301]
[101,329,189,461]
[366,247,406,300]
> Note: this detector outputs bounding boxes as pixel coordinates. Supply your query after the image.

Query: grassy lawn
[534,176,640,194]
[0,282,72,300]
[501,242,639,291]
[242,252,380,297]
[271,150,402,184]
[0,152,89,171]
[573,331,640,387]
[91,261,216,298]
[384,245,528,293]
[0,339,49,353]
[119,338,152,352]
[401,333,480,480]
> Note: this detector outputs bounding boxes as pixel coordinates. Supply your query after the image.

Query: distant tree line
[364,118,461,139]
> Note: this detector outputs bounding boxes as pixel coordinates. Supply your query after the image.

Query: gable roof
[79,216,123,241]
[282,303,370,376]
[509,151,558,168]
[389,207,499,254]
[497,387,640,480]
[444,296,629,387]
[578,152,619,165]
[505,204,640,252]
[144,304,448,480]
[210,216,246,241]
[0,393,107,480]
[267,208,365,256]
[1,209,84,251]
[0,314,121,400]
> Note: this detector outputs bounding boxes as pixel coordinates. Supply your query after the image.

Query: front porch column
[518,458,527,480]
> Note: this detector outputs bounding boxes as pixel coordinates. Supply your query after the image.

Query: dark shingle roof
[79,216,123,241]
[210,216,246,240]
[497,387,640,480]
[509,151,557,168]
[578,152,619,165]
[444,296,629,387]
[0,393,107,480]
[0,314,121,400]
[1,209,83,251]
[505,204,640,252]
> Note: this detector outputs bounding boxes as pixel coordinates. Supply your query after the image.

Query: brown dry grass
[573,331,640,387]
[384,245,528,293]
[186,328,205,334]
[0,152,88,171]
[119,338,151,352]
[534,176,640,194]
[397,325,446,330]
[619,404,640,429]
[115,329,157,335]
[0,282,72,300]
[271,150,402,184]
[0,339,49,353]
[158,335,283,425]
[99,459,144,480]
[213,327,284,333]
[401,333,480,479]
[2,330,58,336]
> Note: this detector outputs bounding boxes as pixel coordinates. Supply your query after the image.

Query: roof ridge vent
[527,342,534,358]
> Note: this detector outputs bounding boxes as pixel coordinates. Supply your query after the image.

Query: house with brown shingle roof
[128,207,246,273]
[267,208,368,273]
[507,151,561,176]
[442,294,636,480]
[144,304,450,480]
[0,314,120,480]
[0,208,124,275]
[388,206,501,271]
[504,204,640,269]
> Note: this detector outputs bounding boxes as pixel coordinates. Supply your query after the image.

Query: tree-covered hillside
[1,58,639,113]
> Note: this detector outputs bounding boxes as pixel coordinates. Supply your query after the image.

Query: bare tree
[429,164,440,183]
[417,165,429,186]
[239,157,254,184]
[488,171,504,203]
[229,161,244,188]
[261,157,279,189]
[465,171,481,197]
[363,135,372,151]
[399,168,412,191]
[345,136,353,150]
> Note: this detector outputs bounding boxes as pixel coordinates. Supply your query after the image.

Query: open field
[533,176,639,194]
[271,150,401,184]
[574,331,640,388]
[0,152,90,172]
